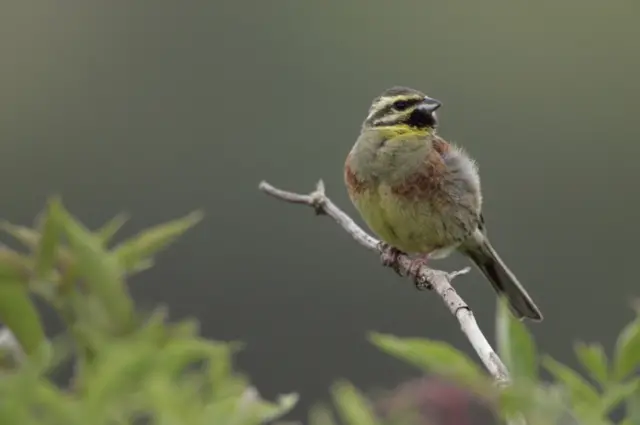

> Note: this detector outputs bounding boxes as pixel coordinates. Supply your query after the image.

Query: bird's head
[362,86,442,136]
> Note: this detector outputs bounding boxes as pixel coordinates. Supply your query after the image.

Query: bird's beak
[417,97,442,113]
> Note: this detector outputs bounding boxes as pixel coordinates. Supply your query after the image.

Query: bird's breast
[348,181,462,254]
[345,136,481,255]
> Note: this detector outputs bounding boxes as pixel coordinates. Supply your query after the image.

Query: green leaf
[0,222,40,251]
[53,201,135,333]
[32,380,81,424]
[97,213,129,245]
[34,199,61,280]
[496,297,538,383]
[112,211,203,273]
[0,248,31,281]
[252,392,299,423]
[205,397,240,424]
[0,281,47,358]
[331,381,379,425]
[613,316,640,381]
[599,379,639,416]
[543,356,600,407]
[575,342,609,387]
[205,388,297,425]
[1,221,75,279]
[499,382,567,422]
[309,403,338,425]
[207,341,245,399]
[626,383,640,425]
[369,332,487,387]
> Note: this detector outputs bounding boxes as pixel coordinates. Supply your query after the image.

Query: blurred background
[1,0,639,421]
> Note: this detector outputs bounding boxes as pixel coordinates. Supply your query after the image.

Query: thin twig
[259,179,510,385]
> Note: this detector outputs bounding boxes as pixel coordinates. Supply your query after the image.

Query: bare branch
[259,179,510,385]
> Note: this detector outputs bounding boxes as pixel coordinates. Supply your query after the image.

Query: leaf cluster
[348,300,640,425]
[0,200,295,425]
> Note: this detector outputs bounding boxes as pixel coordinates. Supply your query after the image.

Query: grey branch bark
[258,179,511,385]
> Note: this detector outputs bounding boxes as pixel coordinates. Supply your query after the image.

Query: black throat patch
[404,108,437,129]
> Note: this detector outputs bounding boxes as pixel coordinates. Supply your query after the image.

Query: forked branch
[258,179,510,385]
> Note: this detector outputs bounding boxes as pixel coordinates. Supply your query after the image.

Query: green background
[1,1,639,419]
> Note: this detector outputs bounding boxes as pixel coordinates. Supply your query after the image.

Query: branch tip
[448,267,472,280]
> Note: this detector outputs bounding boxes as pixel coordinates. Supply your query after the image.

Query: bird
[343,86,542,321]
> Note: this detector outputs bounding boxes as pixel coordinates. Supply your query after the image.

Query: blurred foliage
[0,200,296,425]
[0,200,637,424]
[358,300,640,425]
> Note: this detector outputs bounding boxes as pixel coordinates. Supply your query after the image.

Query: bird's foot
[409,256,432,290]
[378,242,403,276]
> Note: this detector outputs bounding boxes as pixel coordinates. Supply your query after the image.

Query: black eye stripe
[392,98,421,111]
[365,95,436,128]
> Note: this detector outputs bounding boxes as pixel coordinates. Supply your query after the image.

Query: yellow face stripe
[384,95,421,105]
[369,94,422,115]
[374,125,432,139]
[366,94,425,124]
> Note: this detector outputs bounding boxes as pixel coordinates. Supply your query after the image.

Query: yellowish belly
[353,184,451,254]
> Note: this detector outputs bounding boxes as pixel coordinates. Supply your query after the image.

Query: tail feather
[462,232,543,321]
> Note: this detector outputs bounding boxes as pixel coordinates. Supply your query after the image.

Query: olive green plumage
[344,86,542,321]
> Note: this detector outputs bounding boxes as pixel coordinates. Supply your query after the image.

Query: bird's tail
[461,231,543,321]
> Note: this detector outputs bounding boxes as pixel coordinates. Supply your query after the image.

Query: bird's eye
[393,100,411,111]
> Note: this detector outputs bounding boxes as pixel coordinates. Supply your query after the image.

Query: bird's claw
[378,243,431,289]
[409,257,432,290]
[378,242,403,276]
